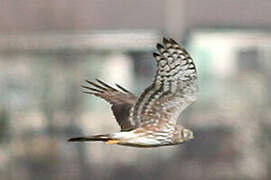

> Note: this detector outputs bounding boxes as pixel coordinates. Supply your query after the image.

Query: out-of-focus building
[1,1,271,180]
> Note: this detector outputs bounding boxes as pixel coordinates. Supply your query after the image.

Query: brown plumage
[68,37,197,147]
[81,79,137,131]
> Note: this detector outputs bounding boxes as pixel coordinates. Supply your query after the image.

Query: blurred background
[1,0,271,179]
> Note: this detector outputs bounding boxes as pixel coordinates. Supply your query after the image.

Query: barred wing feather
[129,38,198,129]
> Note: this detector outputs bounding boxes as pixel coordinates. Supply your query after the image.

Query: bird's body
[68,37,197,147]
[70,126,193,148]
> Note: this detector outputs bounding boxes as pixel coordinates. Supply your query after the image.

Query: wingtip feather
[163,37,170,45]
[85,80,108,91]
[96,79,117,91]
[115,83,129,93]
[156,43,164,50]
[81,85,103,93]
[169,38,178,45]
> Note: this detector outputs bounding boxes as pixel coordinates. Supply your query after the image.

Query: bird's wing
[82,79,137,131]
[128,37,198,130]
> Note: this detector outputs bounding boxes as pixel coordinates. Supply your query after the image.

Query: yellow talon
[106,139,120,144]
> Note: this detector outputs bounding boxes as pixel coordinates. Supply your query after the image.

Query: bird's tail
[68,134,120,144]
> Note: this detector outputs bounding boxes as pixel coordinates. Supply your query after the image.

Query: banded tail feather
[68,134,112,142]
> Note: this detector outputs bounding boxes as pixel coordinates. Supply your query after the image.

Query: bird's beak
[191,133,194,140]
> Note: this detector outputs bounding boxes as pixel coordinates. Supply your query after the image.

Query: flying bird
[68,37,197,147]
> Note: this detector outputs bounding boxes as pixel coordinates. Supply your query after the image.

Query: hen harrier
[68,37,197,147]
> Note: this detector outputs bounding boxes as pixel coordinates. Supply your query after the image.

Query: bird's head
[182,128,194,142]
[174,127,194,144]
